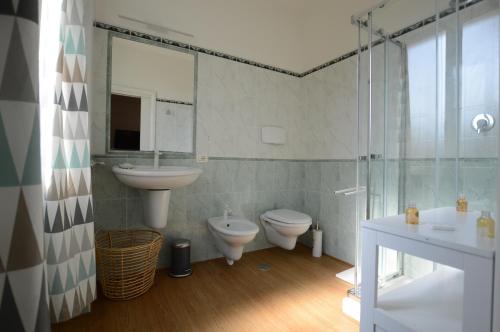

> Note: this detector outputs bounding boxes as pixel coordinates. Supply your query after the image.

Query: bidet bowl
[209,217,259,243]
[208,216,259,264]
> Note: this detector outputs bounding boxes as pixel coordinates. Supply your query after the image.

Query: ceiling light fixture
[118,14,195,38]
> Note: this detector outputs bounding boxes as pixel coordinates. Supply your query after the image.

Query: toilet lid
[264,209,312,225]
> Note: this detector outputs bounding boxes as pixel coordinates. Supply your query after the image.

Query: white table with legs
[360,207,495,332]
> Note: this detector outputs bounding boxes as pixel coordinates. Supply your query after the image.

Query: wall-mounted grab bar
[334,186,367,196]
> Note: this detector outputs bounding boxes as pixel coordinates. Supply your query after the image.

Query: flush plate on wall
[261,126,286,145]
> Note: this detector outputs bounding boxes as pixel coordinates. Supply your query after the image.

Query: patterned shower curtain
[0,1,51,331]
[42,0,96,323]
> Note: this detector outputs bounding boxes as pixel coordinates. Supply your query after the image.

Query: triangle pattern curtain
[42,0,96,323]
[0,0,51,330]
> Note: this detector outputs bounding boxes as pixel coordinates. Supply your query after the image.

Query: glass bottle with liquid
[456,195,468,213]
[405,202,419,225]
[477,211,495,238]
[488,219,496,238]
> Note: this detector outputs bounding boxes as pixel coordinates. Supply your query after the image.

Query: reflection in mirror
[110,94,141,150]
[156,101,194,153]
[109,35,195,154]
[111,85,156,151]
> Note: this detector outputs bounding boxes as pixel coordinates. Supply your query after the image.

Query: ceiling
[95,0,386,73]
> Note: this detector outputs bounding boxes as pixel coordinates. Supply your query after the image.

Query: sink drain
[257,263,271,271]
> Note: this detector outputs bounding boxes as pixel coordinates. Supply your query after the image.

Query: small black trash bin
[169,239,192,277]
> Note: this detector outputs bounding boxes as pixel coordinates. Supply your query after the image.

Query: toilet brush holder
[312,229,322,257]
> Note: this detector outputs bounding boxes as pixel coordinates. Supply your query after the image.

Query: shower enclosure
[348,0,499,299]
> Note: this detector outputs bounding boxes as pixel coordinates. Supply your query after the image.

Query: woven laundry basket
[95,229,163,300]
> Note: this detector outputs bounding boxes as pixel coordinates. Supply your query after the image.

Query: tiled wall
[90,2,498,269]
[301,161,358,264]
[92,155,498,268]
[91,156,376,267]
[403,158,498,212]
[300,57,357,160]
[90,29,315,267]
[90,28,108,155]
[301,157,498,265]
[92,28,361,161]
[91,29,310,159]
[92,157,310,267]
[196,54,307,159]
[156,101,194,153]
[301,41,405,160]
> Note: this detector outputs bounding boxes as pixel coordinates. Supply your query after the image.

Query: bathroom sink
[112,165,202,228]
[112,165,202,190]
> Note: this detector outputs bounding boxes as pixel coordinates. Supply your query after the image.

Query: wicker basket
[95,229,163,300]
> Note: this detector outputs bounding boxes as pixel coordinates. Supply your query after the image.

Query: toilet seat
[263,209,312,225]
[260,209,312,250]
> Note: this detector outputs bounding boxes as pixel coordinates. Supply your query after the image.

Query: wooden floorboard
[53,245,359,332]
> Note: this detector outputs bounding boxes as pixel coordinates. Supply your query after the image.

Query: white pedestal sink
[112,165,202,228]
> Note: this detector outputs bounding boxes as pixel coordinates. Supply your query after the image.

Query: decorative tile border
[94,0,484,79]
[304,0,485,76]
[300,50,359,77]
[94,21,301,77]
[156,97,193,106]
[389,0,484,40]
[90,153,497,163]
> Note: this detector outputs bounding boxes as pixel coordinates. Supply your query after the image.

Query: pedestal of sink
[142,190,171,228]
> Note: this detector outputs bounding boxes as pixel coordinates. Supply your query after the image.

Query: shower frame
[349,0,470,299]
[350,2,407,298]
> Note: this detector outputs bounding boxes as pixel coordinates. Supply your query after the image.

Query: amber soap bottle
[456,195,468,213]
[477,211,495,238]
[405,202,419,225]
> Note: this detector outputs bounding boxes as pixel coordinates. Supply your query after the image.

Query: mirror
[108,35,196,154]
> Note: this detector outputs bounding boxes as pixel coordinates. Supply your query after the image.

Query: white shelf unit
[376,267,463,332]
[360,207,495,332]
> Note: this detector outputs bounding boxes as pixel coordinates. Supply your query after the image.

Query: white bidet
[208,216,259,265]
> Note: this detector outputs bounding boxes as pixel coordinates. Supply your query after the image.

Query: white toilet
[208,216,259,265]
[260,209,312,250]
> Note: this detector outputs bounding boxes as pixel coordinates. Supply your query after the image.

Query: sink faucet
[223,204,233,220]
[153,150,162,169]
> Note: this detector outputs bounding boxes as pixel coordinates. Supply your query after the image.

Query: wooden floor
[53,245,359,332]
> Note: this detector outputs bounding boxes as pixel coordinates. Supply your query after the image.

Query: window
[462,12,499,110]
[407,31,447,157]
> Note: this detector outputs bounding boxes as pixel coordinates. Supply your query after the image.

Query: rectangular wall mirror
[107,34,196,155]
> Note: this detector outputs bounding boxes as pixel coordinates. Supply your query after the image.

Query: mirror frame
[105,31,198,158]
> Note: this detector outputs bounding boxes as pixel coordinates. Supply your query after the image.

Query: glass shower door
[353,10,405,296]
[355,0,499,296]
[354,0,454,294]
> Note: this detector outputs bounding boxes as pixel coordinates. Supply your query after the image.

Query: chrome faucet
[153,150,162,169]
[223,204,233,220]
[472,113,495,134]
[90,160,105,168]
